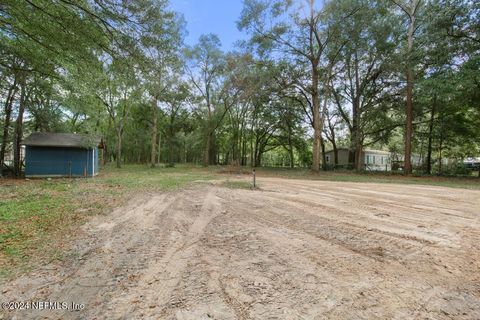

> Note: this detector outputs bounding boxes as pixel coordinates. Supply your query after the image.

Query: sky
[169,0,249,51]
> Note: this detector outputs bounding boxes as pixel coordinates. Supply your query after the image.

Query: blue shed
[22,133,101,177]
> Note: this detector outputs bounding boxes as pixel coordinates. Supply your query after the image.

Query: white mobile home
[363,149,391,171]
[325,148,391,171]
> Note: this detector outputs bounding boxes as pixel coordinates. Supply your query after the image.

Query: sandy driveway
[1,178,479,319]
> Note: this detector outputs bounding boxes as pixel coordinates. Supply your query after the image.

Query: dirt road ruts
[1,179,479,319]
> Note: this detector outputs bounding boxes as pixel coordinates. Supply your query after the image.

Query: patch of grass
[221,180,254,190]
[0,180,102,279]
[98,163,213,190]
[247,167,480,190]
[0,164,214,281]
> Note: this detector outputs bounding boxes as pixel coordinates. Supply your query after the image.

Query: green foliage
[250,166,480,189]
[0,0,478,176]
[0,164,214,279]
[0,180,100,276]
[99,164,213,190]
[221,180,254,189]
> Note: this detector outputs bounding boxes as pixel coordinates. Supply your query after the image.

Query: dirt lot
[1,177,479,319]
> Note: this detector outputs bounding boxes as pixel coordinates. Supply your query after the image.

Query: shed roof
[22,132,100,148]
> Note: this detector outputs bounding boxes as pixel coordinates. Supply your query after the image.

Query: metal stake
[253,169,256,188]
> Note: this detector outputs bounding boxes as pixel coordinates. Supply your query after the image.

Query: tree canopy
[1,0,478,176]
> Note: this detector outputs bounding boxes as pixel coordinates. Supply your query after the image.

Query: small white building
[464,157,480,169]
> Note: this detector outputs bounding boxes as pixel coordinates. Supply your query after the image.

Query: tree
[221,52,254,166]
[392,0,422,174]
[1,0,131,176]
[330,0,399,171]
[277,99,305,168]
[0,58,20,172]
[160,83,190,166]
[185,34,227,166]
[1,0,477,175]
[129,0,185,167]
[239,0,338,172]
[96,60,141,168]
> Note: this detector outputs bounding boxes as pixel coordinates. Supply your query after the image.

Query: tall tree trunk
[203,88,213,167]
[404,3,418,175]
[391,0,420,175]
[319,65,334,171]
[150,97,158,168]
[404,66,414,174]
[352,106,362,171]
[355,140,363,171]
[349,93,359,169]
[438,115,444,175]
[13,82,26,177]
[167,107,177,165]
[311,62,321,172]
[1,81,19,167]
[288,129,294,168]
[168,129,174,165]
[203,128,211,167]
[242,137,247,166]
[102,140,107,166]
[289,147,294,168]
[349,124,356,168]
[250,121,255,167]
[320,135,327,171]
[211,133,217,165]
[253,138,258,168]
[256,155,261,167]
[354,103,362,171]
[353,53,363,172]
[256,145,263,167]
[330,127,339,166]
[250,140,254,167]
[116,130,122,168]
[333,144,339,166]
[184,139,187,164]
[237,132,242,166]
[426,96,436,174]
[231,118,239,165]
[158,133,161,164]
[438,139,443,174]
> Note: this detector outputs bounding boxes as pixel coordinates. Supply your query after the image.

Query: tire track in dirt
[1,190,199,320]
[211,191,414,319]
[213,180,480,319]
[265,178,478,213]
[106,187,222,320]
[1,179,479,320]
[260,179,472,247]
[221,190,423,262]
